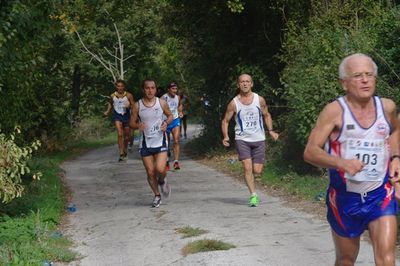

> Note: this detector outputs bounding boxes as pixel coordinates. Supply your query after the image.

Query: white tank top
[112,92,130,115]
[162,93,179,119]
[138,98,165,148]
[334,96,391,193]
[234,93,265,142]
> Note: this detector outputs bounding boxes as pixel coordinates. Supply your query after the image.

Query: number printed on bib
[242,110,258,134]
[344,138,385,181]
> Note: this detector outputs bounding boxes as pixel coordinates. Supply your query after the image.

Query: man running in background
[130,79,173,208]
[221,74,279,207]
[162,82,183,170]
[179,91,190,139]
[103,79,135,162]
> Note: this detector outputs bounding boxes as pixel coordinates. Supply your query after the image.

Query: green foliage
[227,0,245,13]
[0,130,41,203]
[280,1,400,171]
[0,126,116,264]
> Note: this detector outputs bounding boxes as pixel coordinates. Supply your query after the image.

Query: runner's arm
[160,98,173,131]
[178,95,184,118]
[259,96,278,141]
[127,93,135,113]
[103,94,113,116]
[129,102,140,130]
[303,102,364,175]
[382,98,400,182]
[221,100,235,147]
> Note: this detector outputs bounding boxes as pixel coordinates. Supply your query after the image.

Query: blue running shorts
[326,182,397,238]
[113,112,130,127]
[166,118,181,134]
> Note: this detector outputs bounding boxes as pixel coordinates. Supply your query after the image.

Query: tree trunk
[71,64,81,124]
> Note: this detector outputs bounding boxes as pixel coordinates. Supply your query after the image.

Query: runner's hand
[138,122,146,132]
[222,137,230,147]
[389,157,400,183]
[338,158,364,176]
[160,121,167,132]
[268,130,279,141]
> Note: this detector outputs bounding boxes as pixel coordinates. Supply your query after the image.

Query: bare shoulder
[159,97,168,108]
[127,92,135,100]
[317,100,342,126]
[258,95,267,104]
[381,97,396,113]
[227,98,237,111]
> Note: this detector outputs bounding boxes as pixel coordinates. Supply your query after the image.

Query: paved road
[63,124,388,266]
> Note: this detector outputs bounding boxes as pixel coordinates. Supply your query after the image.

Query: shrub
[0,129,41,203]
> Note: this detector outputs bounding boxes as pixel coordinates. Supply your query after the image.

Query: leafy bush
[0,130,41,203]
[280,1,399,171]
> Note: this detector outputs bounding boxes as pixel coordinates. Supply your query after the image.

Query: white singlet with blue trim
[138,98,166,148]
[112,92,129,115]
[234,93,265,142]
[162,93,180,119]
[333,96,391,193]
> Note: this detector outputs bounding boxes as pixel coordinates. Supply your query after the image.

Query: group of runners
[104,80,187,207]
[104,52,400,265]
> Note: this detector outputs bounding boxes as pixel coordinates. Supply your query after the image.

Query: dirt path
[62,124,387,266]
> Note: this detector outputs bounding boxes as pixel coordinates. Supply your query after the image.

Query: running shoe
[159,178,171,198]
[173,161,180,170]
[249,194,259,207]
[118,154,125,162]
[152,195,161,208]
[165,161,170,171]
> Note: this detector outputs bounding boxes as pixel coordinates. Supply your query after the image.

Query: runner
[221,74,279,207]
[130,79,173,207]
[103,79,135,162]
[179,90,190,139]
[162,82,183,170]
[303,53,400,265]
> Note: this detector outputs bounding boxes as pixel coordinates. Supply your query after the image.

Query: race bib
[144,119,162,137]
[344,138,386,181]
[241,110,258,134]
[115,100,126,114]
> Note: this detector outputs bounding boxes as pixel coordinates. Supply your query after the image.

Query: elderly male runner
[130,79,173,208]
[304,53,400,266]
[221,74,279,207]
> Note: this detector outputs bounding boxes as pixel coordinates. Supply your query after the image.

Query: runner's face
[341,57,376,101]
[143,81,156,99]
[115,82,125,94]
[168,86,178,96]
[238,75,253,94]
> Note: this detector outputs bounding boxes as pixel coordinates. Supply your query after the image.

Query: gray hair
[338,53,378,79]
[237,73,253,83]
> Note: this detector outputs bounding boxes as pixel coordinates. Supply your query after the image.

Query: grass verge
[0,129,115,265]
[182,239,235,256]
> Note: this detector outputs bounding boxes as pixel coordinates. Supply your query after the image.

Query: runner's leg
[115,121,125,156]
[331,230,360,266]
[142,155,160,196]
[368,215,397,266]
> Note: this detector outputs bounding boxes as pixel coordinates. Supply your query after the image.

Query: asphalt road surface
[62,124,393,266]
